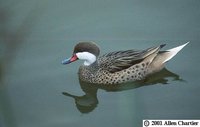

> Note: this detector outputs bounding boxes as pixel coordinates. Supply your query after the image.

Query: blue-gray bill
[62,58,71,64]
[62,54,78,64]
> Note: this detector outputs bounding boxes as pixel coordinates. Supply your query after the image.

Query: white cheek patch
[76,52,96,66]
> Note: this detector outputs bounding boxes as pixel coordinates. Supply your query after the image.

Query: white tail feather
[163,42,189,63]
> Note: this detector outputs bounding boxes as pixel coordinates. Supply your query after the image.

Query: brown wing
[98,44,165,73]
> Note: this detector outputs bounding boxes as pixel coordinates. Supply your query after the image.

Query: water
[0,0,200,127]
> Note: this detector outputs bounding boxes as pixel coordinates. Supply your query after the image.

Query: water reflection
[63,68,184,113]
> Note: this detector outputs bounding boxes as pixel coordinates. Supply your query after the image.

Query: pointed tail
[162,42,189,63]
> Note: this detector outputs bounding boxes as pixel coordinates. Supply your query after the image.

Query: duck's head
[62,42,100,66]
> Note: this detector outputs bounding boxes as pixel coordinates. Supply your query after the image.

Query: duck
[62,42,189,84]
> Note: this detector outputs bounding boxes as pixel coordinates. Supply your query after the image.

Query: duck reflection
[62,68,183,113]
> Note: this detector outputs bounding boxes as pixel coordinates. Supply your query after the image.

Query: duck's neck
[84,59,96,66]
[76,52,97,66]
